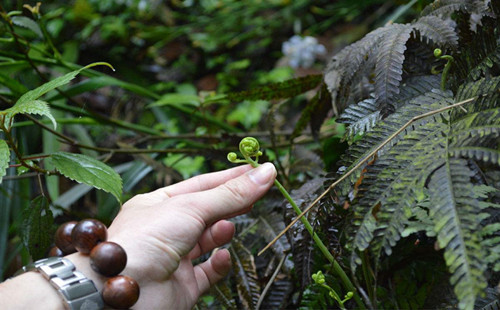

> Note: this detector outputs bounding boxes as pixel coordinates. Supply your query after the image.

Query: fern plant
[319,0,500,309]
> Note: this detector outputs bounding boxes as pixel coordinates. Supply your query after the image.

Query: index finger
[170,163,276,225]
[149,164,253,199]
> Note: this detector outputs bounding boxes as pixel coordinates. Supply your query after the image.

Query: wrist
[65,253,107,292]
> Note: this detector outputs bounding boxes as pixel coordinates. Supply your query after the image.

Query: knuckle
[219,179,250,207]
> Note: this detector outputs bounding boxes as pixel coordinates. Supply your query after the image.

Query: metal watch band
[31,257,104,310]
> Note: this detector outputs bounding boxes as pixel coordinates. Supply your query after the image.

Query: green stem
[273,179,365,309]
[240,146,365,309]
[319,283,345,310]
[440,55,453,91]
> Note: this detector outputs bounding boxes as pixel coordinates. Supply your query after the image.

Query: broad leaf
[50,152,122,203]
[21,196,54,260]
[0,140,9,184]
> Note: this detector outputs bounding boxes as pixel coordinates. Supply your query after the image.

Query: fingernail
[248,163,276,185]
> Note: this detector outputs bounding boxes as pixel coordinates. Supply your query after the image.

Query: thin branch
[255,254,287,310]
[259,96,477,256]
[24,114,76,144]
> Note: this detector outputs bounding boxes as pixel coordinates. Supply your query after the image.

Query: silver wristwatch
[18,257,104,310]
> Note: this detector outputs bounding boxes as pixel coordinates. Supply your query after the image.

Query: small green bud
[434,48,442,58]
[227,152,238,163]
[312,271,325,284]
[345,291,354,299]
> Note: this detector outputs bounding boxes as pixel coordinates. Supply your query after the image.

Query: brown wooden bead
[54,221,77,255]
[71,219,107,254]
[102,275,140,309]
[90,241,127,277]
[48,246,64,257]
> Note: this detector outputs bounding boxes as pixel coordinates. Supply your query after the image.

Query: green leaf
[0,140,9,184]
[21,196,54,261]
[147,93,201,108]
[4,100,56,129]
[50,152,122,203]
[1,62,113,129]
[12,16,43,38]
[15,62,113,106]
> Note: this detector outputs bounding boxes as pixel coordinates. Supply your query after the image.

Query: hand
[70,163,276,309]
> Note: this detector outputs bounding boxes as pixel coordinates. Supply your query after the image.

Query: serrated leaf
[22,196,54,260]
[1,62,113,129]
[0,140,9,184]
[4,100,56,129]
[15,62,113,106]
[50,152,122,203]
[12,16,43,38]
[147,93,200,108]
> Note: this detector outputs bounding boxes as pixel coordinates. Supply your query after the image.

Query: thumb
[173,163,276,225]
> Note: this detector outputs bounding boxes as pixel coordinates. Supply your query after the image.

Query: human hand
[69,163,276,309]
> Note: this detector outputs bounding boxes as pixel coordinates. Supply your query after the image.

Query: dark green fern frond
[421,0,472,18]
[428,158,490,310]
[338,75,442,141]
[336,89,453,197]
[468,45,500,81]
[349,121,448,271]
[225,74,322,103]
[324,25,392,113]
[337,97,380,141]
[259,279,293,309]
[211,281,237,310]
[453,76,500,119]
[449,107,500,165]
[374,24,413,111]
[256,212,293,271]
[230,240,261,310]
[413,16,459,48]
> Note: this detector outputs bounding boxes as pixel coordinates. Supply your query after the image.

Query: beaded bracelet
[52,219,140,309]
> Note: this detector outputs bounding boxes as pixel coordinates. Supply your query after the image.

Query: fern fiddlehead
[312,271,354,309]
[434,48,454,90]
[228,137,365,309]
